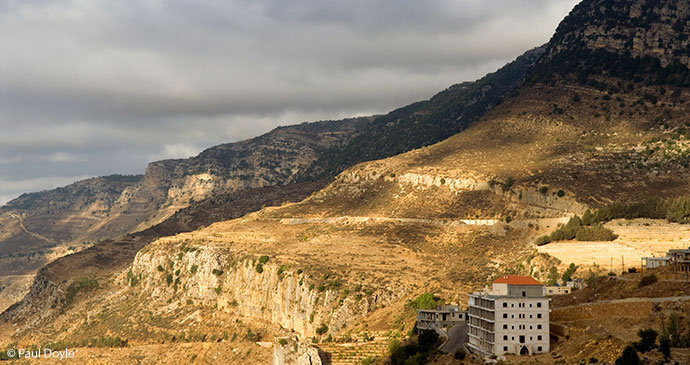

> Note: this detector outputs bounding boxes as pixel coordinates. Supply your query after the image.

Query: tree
[547,266,559,286]
[615,345,640,365]
[581,209,594,225]
[634,328,658,353]
[561,263,577,284]
[659,334,671,359]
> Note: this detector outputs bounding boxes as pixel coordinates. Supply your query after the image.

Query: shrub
[316,324,329,335]
[634,328,658,353]
[615,345,640,365]
[190,265,198,274]
[406,292,442,310]
[638,274,658,288]
[539,186,548,195]
[64,276,98,308]
[575,225,617,241]
[278,338,288,346]
[659,334,671,358]
[361,356,378,365]
[157,265,164,272]
[557,190,566,198]
[454,348,467,360]
[255,263,264,273]
[212,268,223,276]
[502,177,515,192]
[535,235,551,245]
[259,255,269,264]
[166,274,173,285]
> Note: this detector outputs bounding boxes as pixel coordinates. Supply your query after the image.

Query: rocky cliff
[532,0,690,85]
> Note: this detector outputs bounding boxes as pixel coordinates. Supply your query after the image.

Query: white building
[643,256,672,269]
[468,275,550,357]
[416,305,467,333]
[543,285,570,296]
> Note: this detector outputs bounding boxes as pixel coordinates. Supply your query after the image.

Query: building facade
[643,247,690,271]
[543,285,570,295]
[468,275,550,357]
[416,305,467,332]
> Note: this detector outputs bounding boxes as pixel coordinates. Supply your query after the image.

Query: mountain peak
[531,0,690,86]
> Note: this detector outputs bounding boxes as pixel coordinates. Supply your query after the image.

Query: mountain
[0,46,542,314]
[301,46,545,179]
[531,0,690,86]
[5,0,690,363]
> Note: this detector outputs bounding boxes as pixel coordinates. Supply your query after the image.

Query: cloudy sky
[0,0,579,204]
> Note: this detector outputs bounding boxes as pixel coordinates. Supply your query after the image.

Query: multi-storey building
[467,275,550,357]
[416,305,467,333]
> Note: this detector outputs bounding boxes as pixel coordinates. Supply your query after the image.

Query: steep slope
[0,119,366,313]
[301,46,545,179]
[0,46,546,315]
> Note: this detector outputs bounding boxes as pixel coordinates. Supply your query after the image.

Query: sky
[0,0,580,204]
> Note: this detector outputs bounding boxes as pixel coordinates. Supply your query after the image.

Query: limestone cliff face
[130,239,399,339]
[315,167,587,219]
[545,0,690,67]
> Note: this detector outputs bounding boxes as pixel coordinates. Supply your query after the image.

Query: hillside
[0,45,545,315]
[4,0,690,364]
[300,46,545,180]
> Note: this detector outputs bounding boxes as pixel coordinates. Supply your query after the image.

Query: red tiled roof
[493,275,543,286]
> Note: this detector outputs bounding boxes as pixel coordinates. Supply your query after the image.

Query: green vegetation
[361,356,378,365]
[405,293,444,310]
[536,215,616,245]
[126,270,139,287]
[634,328,657,353]
[63,276,98,308]
[278,338,288,346]
[255,263,264,273]
[594,196,690,224]
[190,264,198,274]
[546,266,559,286]
[212,268,223,276]
[561,263,577,284]
[615,345,640,365]
[316,324,329,335]
[389,330,441,365]
[259,255,269,264]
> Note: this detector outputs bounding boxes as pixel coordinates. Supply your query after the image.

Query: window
[504,346,508,351]
[503,335,508,340]
[503,313,508,318]
[522,291,526,297]
[537,324,542,330]
[537,302,542,308]
[511,326,514,330]
[530,314,533,319]
[503,302,507,307]
[538,346,542,352]
[503,324,508,329]
[537,313,542,319]
[511,314,514,318]
[511,303,514,307]
[538,335,542,340]
[530,326,532,330]
[529,303,532,307]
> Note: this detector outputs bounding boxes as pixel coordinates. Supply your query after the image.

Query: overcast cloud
[0,0,579,204]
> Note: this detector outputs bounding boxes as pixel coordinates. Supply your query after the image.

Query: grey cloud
[0,0,579,203]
